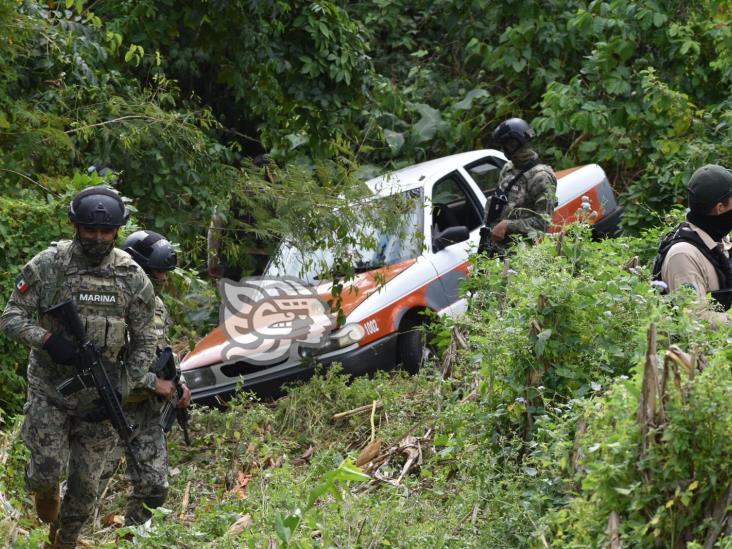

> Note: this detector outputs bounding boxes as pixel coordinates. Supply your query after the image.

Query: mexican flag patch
[15,275,29,294]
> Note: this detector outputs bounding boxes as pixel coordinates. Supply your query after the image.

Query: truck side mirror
[433,225,470,252]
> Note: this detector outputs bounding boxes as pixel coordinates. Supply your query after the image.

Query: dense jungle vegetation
[2,0,732,546]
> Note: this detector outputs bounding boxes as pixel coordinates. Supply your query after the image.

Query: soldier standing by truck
[478,118,557,257]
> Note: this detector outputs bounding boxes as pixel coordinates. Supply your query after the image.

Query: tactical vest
[483,160,539,231]
[39,241,137,358]
[652,222,732,309]
[497,161,555,217]
[20,240,153,412]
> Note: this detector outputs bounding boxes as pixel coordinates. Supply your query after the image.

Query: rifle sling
[485,158,540,226]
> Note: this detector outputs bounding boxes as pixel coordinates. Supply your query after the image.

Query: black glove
[477,226,492,256]
[43,333,78,365]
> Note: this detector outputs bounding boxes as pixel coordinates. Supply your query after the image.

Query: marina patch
[74,291,119,305]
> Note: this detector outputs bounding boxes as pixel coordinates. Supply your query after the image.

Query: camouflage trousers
[21,390,115,545]
[98,398,169,525]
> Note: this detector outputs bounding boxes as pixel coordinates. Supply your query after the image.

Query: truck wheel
[397,324,429,374]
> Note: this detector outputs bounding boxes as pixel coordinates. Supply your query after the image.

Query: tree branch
[0,168,60,197]
[64,115,161,135]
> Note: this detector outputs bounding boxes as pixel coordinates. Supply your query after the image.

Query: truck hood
[181,259,416,371]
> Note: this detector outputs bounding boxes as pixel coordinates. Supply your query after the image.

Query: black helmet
[253,153,270,167]
[69,186,130,227]
[493,118,535,155]
[87,165,119,187]
[122,230,177,272]
[687,164,732,213]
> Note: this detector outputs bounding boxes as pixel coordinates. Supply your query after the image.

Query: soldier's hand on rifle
[177,384,192,409]
[42,332,78,365]
[154,378,176,400]
[491,220,509,242]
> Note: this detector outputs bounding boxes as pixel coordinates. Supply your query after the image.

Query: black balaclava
[687,209,732,242]
[686,164,732,241]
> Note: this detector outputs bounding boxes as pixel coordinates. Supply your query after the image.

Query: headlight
[331,323,366,348]
[182,367,216,390]
[300,323,366,358]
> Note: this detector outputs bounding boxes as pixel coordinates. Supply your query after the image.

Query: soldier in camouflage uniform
[0,186,170,548]
[479,117,557,256]
[98,230,191,526]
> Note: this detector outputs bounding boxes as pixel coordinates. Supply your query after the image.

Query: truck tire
[397,325,428,374]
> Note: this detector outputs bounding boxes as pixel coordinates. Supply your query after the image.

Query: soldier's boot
[47,530,77,549]
[40,523,71,549]
[41,521,59,549]
[48,528,79,549]
[125,491,167,526]
[35,483,60,524]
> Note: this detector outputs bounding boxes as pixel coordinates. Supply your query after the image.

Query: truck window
[431,172,483,234]
[465,157,505,195]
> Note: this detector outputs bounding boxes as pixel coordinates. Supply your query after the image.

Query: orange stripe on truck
[550,186,604,233]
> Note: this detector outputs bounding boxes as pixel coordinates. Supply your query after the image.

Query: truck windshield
[266,189,424,285]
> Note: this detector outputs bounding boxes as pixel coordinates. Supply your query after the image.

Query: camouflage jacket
[0,239,157,408]
[487,147,557,239]
[127,293,185,403]
[153,294,185,384]
[153,295,172,346]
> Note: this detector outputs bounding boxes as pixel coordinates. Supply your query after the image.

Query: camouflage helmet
[69,185,129,227]
[122,230,177,272]
[493,118,535,156]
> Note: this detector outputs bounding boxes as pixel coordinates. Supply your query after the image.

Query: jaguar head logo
[219,277,336,365]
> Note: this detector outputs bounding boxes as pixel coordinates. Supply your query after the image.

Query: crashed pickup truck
[181,149,623,404]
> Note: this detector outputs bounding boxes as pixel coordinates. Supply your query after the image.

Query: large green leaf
[411,103,448,143]
[454,88,490,111]
[384,129,405,152]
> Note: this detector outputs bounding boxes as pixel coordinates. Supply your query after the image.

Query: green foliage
[350,0,732,229]
[3,0,732,544]
[96,0,374,159]
[0,0,419,416]
[3,220,732,546]
[544,345,732,546]
[0,415,33,546]
[0,191,69,412]
[0,0,241,264]
[464,224,667,418]
[84,0,732,214]
[273,459,369,548]
[451,223,731,545]
[2,0,732,318]
[531,3,732,230]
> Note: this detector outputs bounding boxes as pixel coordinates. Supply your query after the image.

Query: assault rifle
[154,346,191,446]
[477,192,508,257]
[46,299,140,473]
